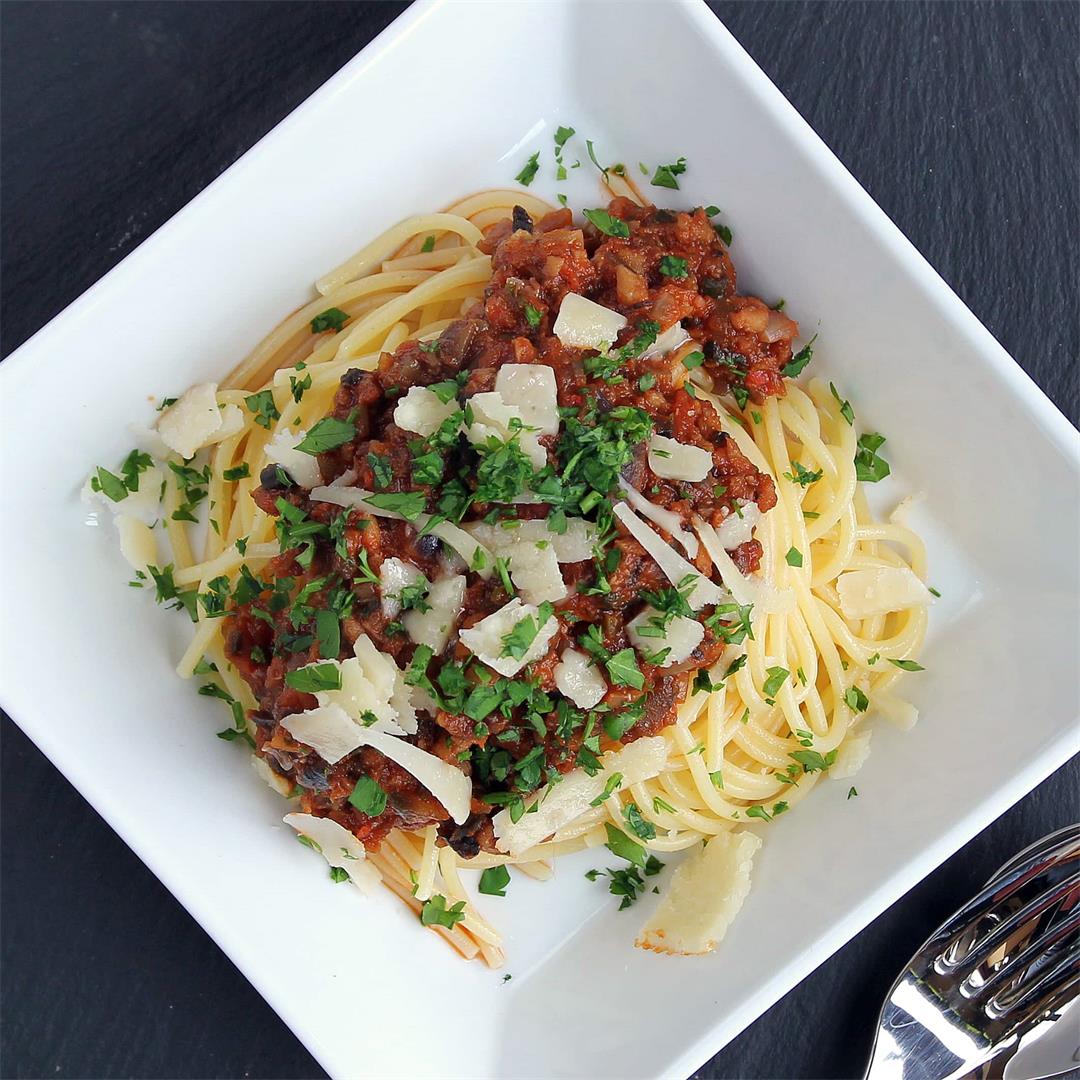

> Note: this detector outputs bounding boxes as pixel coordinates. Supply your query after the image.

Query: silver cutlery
[865,823,1080,1079]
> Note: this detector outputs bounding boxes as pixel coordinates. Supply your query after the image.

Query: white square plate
[1,1,1077,1076]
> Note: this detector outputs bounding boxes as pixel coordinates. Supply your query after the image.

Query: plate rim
[1,1,1078,1077]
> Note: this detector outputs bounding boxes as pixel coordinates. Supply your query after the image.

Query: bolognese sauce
[224,199,801,855]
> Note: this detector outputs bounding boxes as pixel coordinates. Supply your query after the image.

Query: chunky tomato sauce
[225,199,799,856]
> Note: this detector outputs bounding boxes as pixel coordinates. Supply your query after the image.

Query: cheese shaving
[635,831,761,955]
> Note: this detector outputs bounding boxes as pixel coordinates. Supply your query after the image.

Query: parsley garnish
[781,334,816,379]
[590,772,624,807]
[367,451,393,489]
[244,390,280,429]
[348,775,387,816]
[284,662,342,694]
[478,865,511,897]
[515,151,540,186]
[790,748,838,773]
[651,156,687,189]
[295,417,355,455]
[854,432,891,482]
[762,666,789,698]
[604,823,647,868]
[784,461,822,486]
[420,894,466,929]
[785,547,803,567]
[623,802,656,841]
[310,307,349,334]
[844,686,869,713]
[421,235,436,253]
[605,648,644,690]
[365,491,427,520]
[658,255,688,278]
[888,658,924,671]
[329,866,349,883]
[582,208,630,238]
[830,382,855,425]
[223,464,250,481]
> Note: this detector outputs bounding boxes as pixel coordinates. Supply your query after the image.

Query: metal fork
[865,823,1080,1079]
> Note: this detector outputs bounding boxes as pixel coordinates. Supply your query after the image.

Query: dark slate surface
[1,2,1077,1078]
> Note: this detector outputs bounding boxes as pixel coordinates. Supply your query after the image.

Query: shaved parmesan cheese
[714,500,762,550]
[429,520,494,580]
[636,831,761,955]
[693,516,791,614]
[494,737,668,856]
[352,727,471,824]
[280,703,363,765]
[156,382,223,459]
[495,364,559,435]
[379,557,427,618]
[458,597,558,677]
[554,647,607,709]
[553,292,627,350]
[507,543,567,605]
[836,567,933,619]
[463,518,596,563]
[617,478,698,557]
[466,391,545,470]
[628,607,704,667]
[284,812,380,892]
[251,754,292,797]
[83,465,164,526]
[403,575,465,653]
[389,671,418,736]
[351,635,400,711]
[874,692,919,731]
[115,515,158,574]
[613,502,726,610]
[393,386,460,437]
[214,404,246,443]
[831,730,872,778]
[648,435,712,482]
[642,321,690,360]
[265,428,323,489]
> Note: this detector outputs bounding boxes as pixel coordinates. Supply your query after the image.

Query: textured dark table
[2,2,1077,1078]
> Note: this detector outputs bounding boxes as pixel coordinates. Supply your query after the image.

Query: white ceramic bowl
[1,2,1077,1076]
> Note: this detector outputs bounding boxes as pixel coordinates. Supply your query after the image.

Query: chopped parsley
[785,547,803,567]
[603,822,647,868]
[651,156,687,190]
[854,432,891,483]
[830,382,855,425]
[658,255,688,278]
[244,390,280,429]
[582,208,630,238]
[348,775,388,816]
[365,491,427,520]
[478,865,511,897]
[223,464,250,481]
[781,334,816,379]
[284,662,342,694]
[784,461,822,486]
[790,748,838,773]
[605,648,644,690]
[515,151,540,186]
[311,307,350,334]
[888,658,924,671]
[762,666,789,698]
[329,866,349,883]
[295,417,356,455]
[420,894,466,929]
[420,235,436,253]
[844,686,870,713]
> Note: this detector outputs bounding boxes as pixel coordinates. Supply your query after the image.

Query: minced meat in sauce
[225,199,800,854]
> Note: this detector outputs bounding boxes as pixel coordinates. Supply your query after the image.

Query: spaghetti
[86,188,930,966]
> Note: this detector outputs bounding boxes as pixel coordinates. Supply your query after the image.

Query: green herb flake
[295,417,356,455]
[284,662,342,694]
[582,208,630,238]
[419,894,466,929]
[651,156,687,190]
[515,151,540,186]
[658,255,689,279]
[478,865,511,897]
[310,307,350,334]
[785,546,803,567]
[888,658,925,671]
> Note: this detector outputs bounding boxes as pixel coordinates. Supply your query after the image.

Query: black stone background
[1,2,1077,1077]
